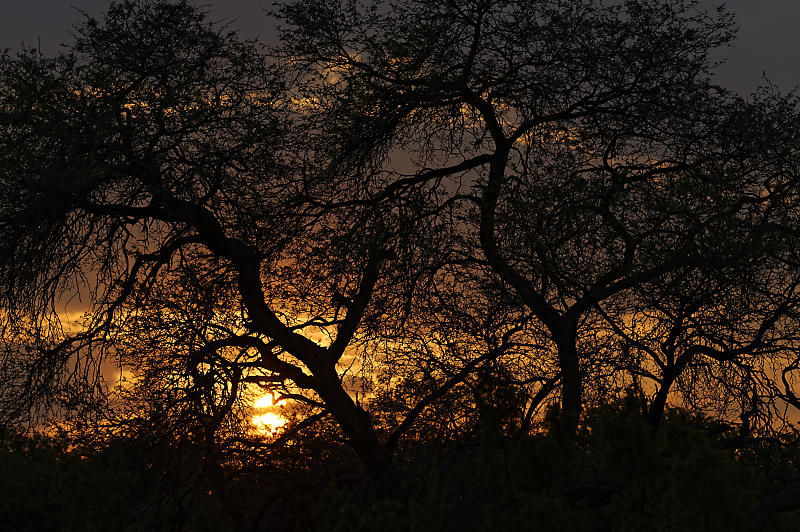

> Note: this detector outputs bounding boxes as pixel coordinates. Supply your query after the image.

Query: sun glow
[252,394,287,435]
[254,394,277,409]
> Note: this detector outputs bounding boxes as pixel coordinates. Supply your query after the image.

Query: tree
[2,0,800,490]
[588,87,800,430]
[0,0,404,481]
[275,0,800,441]
[0,0,529,484]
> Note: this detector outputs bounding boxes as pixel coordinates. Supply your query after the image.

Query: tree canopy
[1,0,799,490]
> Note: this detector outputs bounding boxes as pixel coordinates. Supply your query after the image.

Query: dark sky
[1,0,798,95]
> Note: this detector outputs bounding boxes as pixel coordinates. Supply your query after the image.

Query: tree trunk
[554,327,581,444]
[314,368,393,484]
[647,373,674,428]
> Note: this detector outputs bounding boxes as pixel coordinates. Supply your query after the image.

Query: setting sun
[254,394,277,409]
[252,394,287,435]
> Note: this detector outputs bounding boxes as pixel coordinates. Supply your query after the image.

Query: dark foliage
[3,405,800,531]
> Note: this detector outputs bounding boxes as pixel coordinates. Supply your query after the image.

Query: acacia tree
[587,88,800,431]
[275,0,800,441]
[0,0,403,481]
[598,257,800,430]
[0,0,534,483]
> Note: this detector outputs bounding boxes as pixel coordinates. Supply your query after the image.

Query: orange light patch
[252,394,287,435]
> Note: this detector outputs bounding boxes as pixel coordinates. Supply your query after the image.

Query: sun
[254,394,277,409]
[252,394,287,435]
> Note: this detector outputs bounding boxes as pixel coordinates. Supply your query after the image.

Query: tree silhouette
[1,0,799,490]
[0,0,401,480]
[276,0,800,441]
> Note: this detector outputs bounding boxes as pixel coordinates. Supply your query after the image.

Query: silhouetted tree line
[1,0,800,529]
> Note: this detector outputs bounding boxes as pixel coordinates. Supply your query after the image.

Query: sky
[0,0,798,95]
